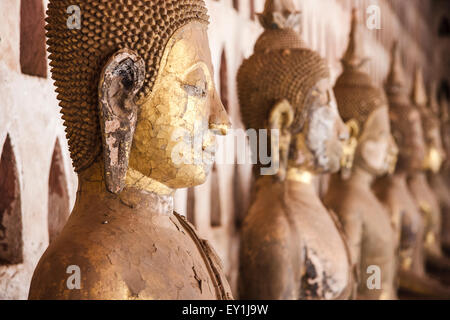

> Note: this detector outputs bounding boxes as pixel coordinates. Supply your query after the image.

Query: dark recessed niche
[48,139,70,244]
[233,0,239,12]
[210,164,222,227]
[250,0,255,21]
[438,16,450,37]
[438,79,450,103]
[0,135,23,265]
[20,0,47,78]
[220,49,229,112]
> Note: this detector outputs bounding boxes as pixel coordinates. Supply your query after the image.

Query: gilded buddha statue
[427,86,450,257]
[237,0,354,300]
[29,0,233,300]
[438,97,450,254]
[374,43,450,298]
[408,68,450,272]
[324,10,399,300]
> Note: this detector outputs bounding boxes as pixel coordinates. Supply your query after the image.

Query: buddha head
[334,10,398,179]
[384,42,427,174]
[46,0,230,194]
[237,0,348,180]
[411,68,445,173]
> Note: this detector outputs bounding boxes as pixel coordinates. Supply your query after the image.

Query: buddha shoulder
[29,211,229,299]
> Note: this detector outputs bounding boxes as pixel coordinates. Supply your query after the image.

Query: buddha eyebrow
[182,62,212,85]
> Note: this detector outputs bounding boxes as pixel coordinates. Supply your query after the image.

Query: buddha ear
[98,49,145,194]
[268,99,294,131]
[340,119,359,179]
[265,99,294,180]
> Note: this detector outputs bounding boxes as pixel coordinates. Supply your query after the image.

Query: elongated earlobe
[268,99,294,180]
[98,49,145,194]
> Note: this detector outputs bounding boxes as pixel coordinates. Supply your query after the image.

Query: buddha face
[290,78,349,174]
[357,107,398,176]
[128,23,230,189]
[391,108,426,172]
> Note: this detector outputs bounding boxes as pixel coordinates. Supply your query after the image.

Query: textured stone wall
[0,0,446,299]
[0,0,77,300]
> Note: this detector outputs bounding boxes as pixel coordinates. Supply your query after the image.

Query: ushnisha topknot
[46,0,209,172]
[384,41,417,124]
[384,41,424,171]
[334,9,387,129]
[238,0,329,133]
[385,41,408,103]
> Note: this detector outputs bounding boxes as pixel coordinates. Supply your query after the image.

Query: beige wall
[0,0,77,300]
[0,0,444,299]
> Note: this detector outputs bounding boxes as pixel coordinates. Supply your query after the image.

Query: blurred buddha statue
[438,97,450,253]
[408,68,450,271]
[324,10,399,300]
[237,0,354,300]
[427,86,450,255]
[29,0,233,300]
[374,43,450,298]
[441,98,450,183]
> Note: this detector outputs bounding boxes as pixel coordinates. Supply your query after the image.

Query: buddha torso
[29,186,232,300]
[239,179,352,300]
[428,173,450,249]
[375,175,425,276]
[408,173,442,256]
[325,178,397,299]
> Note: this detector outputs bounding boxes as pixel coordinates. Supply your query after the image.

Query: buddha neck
[390,172,407,185]
[285,167,319,197]
[254,167,318,196]
[409,171,428,186]
[76,160,174,216]
[347,166,375,190]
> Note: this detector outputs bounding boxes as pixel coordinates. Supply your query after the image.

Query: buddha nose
[209,88,231,136]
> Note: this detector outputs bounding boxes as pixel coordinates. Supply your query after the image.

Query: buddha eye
[184,83,207,98]
[184,66,208,99]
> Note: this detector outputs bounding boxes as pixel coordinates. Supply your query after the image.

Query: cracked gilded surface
[46,0,209,172]
[29,161,232,299]
[128,23,229,190]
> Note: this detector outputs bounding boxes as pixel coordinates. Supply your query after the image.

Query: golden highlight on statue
[237,0,354,300]
[29,0,233,300]
[324,10,399,300]
[374,43,450,298]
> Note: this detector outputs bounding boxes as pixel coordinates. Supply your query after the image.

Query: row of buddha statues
[27,0,450,299]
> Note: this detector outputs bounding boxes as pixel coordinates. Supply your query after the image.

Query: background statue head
[238,0,347,180]
[411,68,445,173]
[384,42,427,174]
[334,10,398,178]
[46,0,230,194]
